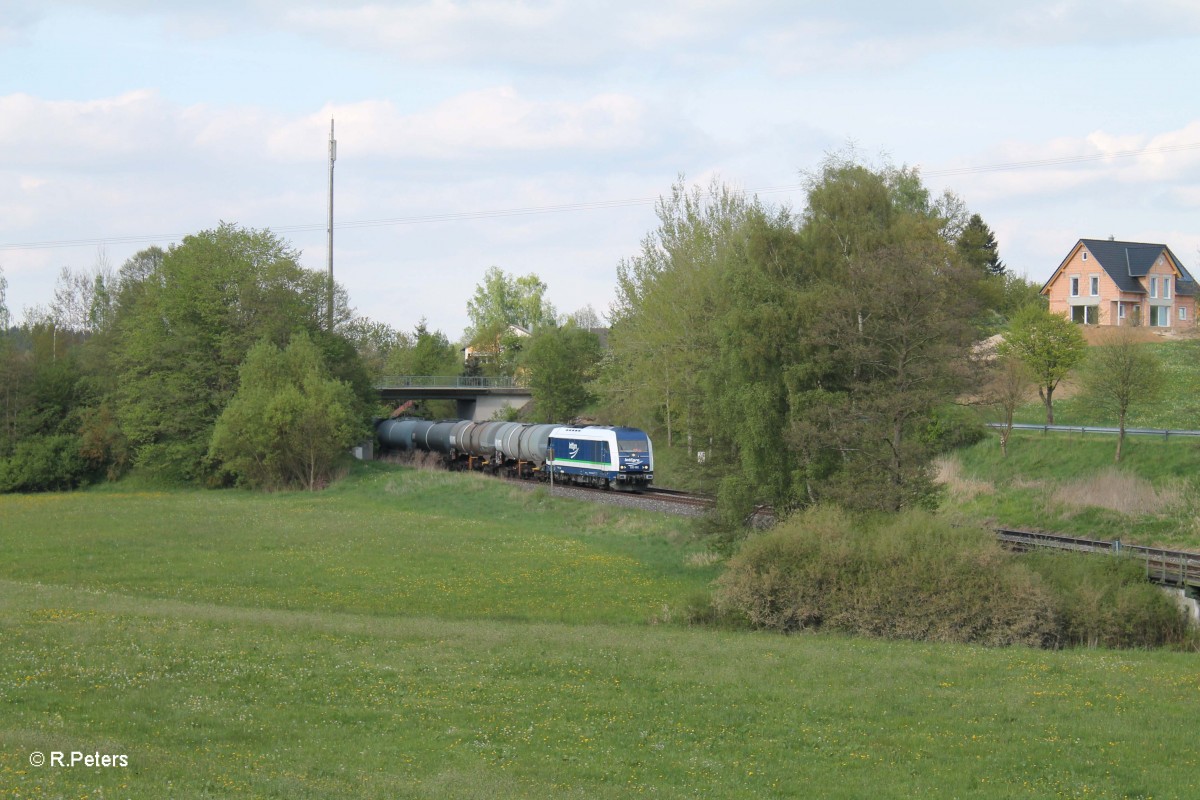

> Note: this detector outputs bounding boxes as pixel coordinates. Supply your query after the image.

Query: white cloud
[933,122,1200,209]
[271,88,653,161]
[17,1,1200,74]
[0,84,655,174]
[6,0,1200,336]
[0,91,182,169]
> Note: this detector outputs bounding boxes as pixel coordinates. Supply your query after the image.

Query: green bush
[1023,551,1191,649]
[713,507,1057,646]
[922,404,987,454]
[0,434,91,492]
[713,507,1194,650]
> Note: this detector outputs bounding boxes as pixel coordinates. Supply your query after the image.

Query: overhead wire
[3,140,1198,252]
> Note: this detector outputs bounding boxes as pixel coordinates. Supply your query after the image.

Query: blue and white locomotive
[546,426,654,488]
[375,418,654,489]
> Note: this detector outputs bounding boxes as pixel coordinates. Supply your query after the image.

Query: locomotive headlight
[620,465,626,470]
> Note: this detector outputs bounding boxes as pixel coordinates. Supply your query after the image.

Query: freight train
[376,418,654,489]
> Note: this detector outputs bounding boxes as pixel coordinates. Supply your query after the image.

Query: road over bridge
[375,376,532,421]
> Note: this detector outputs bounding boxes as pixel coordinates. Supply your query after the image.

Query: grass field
[1012,338,1200,430]
[939,431,1200,550]
[3,463,1199,798]
[937,335,1200,549]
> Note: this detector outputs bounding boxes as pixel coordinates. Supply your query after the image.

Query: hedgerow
[712,506,1191,649]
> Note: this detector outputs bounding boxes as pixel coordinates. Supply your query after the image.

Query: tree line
[0,225,373,491]
[0,226,607,492]
[0,153,1163,499]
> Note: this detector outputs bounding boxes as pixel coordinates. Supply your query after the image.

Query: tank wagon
[376,418,654,489]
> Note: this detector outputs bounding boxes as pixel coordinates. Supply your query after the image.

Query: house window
[1082,251,1088,261]
[1070,276,1080,297]
[1180,306,1188,322]
[1149,306,1171,327]
[1118,304,1126,320]
[1164,277,1171,299]
[1072,306,1099,325]
[1150,277,1158,298]
[1089,275,1099,296]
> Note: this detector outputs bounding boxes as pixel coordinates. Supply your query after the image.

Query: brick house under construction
[1041,238,1197,328]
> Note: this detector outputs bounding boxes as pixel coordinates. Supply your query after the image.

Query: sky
[3,0,1200,341]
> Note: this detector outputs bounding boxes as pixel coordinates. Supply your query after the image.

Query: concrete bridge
[375,376,533,421]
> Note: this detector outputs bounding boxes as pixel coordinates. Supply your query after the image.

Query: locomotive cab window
[617,435,648,453]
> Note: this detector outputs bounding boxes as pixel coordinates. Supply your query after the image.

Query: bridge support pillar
[469,395,523,421]
[1165,586,1200,625]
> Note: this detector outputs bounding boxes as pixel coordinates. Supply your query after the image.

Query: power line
[922,141,1200,177]
[3,140,1198,252]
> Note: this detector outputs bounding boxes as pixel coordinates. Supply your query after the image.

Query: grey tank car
[376,418,654,489]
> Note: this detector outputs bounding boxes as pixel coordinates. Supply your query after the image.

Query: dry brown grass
[685,550,723,568]
[1079,325,1162,346]
[1049,468,1183,517]
[934,456,995,501]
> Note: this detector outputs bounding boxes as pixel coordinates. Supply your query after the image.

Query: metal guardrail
[375,375,529,390]
[995,528,1200,589]
[987,422,1200,439]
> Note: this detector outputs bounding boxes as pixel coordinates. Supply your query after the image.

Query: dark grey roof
[1074,239,1197,297]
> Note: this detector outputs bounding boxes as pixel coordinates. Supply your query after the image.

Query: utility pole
[326,118,336,332]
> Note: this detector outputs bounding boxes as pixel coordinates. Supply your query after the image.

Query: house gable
[1042,237,1198,328]
[1043,238,1198,297]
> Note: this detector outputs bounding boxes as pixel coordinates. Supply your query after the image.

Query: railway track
[638,487,716,509]
[640,488,776,525]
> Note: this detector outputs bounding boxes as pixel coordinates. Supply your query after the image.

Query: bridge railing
[375,375,529,390]
[995,527,1200,589]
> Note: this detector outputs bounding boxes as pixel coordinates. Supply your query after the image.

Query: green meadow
[1012,338,1200,431]
[2,463,1198,799]
[939,431,1200,550]
[937,336,1200,549]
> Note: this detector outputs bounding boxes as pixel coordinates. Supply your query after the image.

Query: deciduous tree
[464,267,556,374]
[209,333,365,490]
[0,265,9,331]
[524,323,602,422]
[384,320,462,417]
[997,305,1086,425]
[790,239,979,511]
[112,224,368,483]
[1079,327,1164,462]
[605,159,988,523]
[985,354,1034,457]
